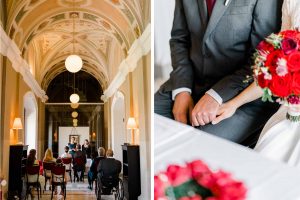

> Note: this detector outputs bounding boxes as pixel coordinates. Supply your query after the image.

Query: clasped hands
[173,92,237,126]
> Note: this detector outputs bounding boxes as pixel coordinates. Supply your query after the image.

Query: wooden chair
[43,161,55,191]
[61,157,72,182]
[25,165,42,200]
[51,165,66,200]
[73,157,85,182]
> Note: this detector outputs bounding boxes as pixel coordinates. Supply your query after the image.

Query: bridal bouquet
[253,30,300,103]
[154,160,247,200]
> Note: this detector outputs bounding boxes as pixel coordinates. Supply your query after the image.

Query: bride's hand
[211,102,238,125]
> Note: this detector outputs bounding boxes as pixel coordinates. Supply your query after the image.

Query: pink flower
[154,174,170,200]
[276,58,288,76]
[281,38,298,54]
[166,164,192,186]
[179,195,203,200]
[187,160,211,178]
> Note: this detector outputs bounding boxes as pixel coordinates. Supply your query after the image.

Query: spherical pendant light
[70,93,80,103]
[73,119,78,123]
[65,54,83,73]
[72,111,78,118]
[73,122,78,127]
[70,103,79,109]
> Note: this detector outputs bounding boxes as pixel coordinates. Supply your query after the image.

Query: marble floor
[28,180,115,200]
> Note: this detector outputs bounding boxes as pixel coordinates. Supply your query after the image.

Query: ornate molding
[101,23,150,102]
[0,26,48,102]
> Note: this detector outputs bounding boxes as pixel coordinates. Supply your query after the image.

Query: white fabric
[254,0,300,165]
[154,114,300,200]
[206,89,223,105]
[172,88,192,100]
[281,0,300,31]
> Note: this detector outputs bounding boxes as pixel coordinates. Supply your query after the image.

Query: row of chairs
[25,164,66,200]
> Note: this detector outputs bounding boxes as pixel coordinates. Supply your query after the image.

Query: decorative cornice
[0,26,48,102]
[101,23,151,102]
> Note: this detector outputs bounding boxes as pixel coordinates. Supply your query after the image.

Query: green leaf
[165,180,213,199]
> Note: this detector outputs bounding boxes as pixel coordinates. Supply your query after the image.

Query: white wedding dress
[254,0,300,166]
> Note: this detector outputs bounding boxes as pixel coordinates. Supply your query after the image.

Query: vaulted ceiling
[5,0,148,92]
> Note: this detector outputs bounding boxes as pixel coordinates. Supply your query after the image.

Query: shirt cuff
[172,88,192,100]
[206,89,223,105]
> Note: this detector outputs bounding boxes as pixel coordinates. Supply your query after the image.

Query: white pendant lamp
[72,111,78,118]
[73,119,78,123]
[65,55,82,73]
[70,93,80,103]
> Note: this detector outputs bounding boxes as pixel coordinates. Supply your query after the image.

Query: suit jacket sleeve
[211,0,282,102]
[169,0,194,90]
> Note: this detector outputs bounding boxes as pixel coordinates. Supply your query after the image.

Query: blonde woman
[43,148,56,163]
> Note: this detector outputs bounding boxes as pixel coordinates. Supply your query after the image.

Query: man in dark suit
[97,149,122,193]
[88,147,106,190]
[73,144,87,181]
[155,0,283,143]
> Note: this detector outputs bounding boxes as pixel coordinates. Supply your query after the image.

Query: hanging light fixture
[65,0,82,73]
[70,103,79,109]
[70,93,80,103]
[73,119,78,123]
[71,111,78,118]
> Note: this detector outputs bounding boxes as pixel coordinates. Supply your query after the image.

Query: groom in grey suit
[155,0,283,143]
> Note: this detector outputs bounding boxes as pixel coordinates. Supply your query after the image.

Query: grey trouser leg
[154,86,174,119]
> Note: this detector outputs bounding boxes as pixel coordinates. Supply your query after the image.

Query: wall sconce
[127,117,138,145]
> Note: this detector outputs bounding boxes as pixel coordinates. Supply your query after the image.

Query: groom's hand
[191,94,220,126]
[173,92,194,124]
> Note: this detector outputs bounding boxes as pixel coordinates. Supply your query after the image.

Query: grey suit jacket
[166,0,283,102]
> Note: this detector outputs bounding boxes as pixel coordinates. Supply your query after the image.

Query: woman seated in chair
[53,158,68,197]
[88,147,106,190]
[26,149,45,198]
[43,148,56,190]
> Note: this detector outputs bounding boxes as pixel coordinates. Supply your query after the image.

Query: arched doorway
[111,91,126,162]
[23,92,38,151]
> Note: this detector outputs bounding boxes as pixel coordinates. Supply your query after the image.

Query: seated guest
[27,149,39,166]
[61,146,72,158]
[73,144,86,181]
[53,158,67,196]
[82,139,91,158]
[68,137,77,154]
[43,148,56,163]
[97,149,121,190]
[88,147,105,190]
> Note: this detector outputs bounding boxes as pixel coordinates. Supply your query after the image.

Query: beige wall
[107,51,151,199]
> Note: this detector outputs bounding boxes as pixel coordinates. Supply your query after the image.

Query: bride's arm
[212,82,263,124]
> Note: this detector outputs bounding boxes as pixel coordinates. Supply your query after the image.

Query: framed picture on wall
[69,135,80,145]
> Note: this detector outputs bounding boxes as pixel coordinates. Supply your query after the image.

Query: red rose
[287,52,300,72]
[154,175,169,200]
[265,50,284,74]
[281,38,298,55]
[269,74,291,97]
[291,72,300,95]
[188,160,211,178]
[281,30,298,38]
[166,164,192,186]
[257,73,271,88]
[257,40,274,52]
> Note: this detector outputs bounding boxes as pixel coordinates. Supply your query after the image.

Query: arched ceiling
[5,0,146,92]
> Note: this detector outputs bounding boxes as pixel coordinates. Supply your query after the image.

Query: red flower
[265,50,284,74]
[154,174,169,200]
[257,73,271,88]
[292,72,300,95]
[287,52,300,72]
[269,74,291,97]
[166,164,192,186]
[188,160,211,178]
[281,30,298,38]
[281,38,298,55]
[257,40,274,52]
